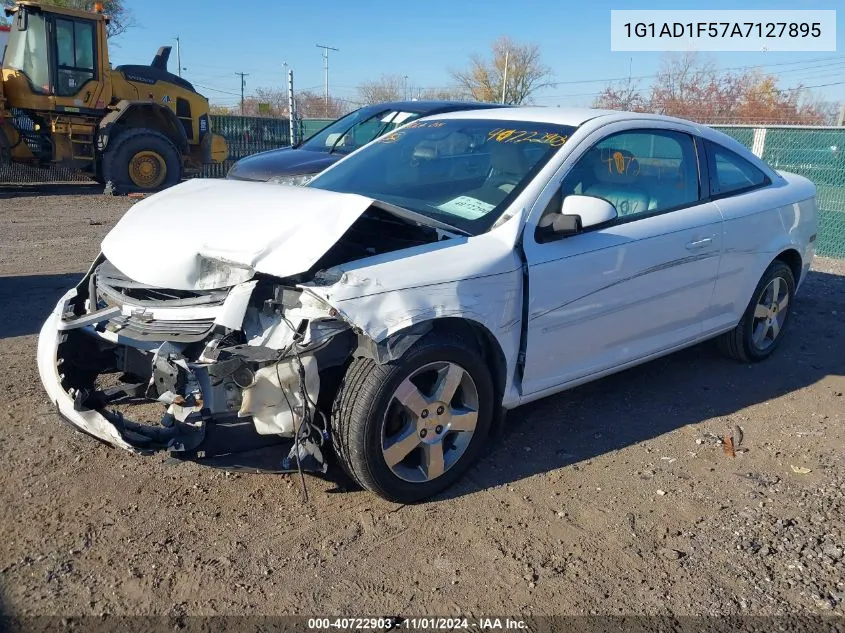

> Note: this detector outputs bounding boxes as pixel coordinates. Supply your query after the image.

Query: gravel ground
[0,183,844,619]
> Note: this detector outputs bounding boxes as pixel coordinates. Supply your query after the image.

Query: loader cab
[3,3,107,108]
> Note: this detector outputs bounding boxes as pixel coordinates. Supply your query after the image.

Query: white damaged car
[38,108,817,502]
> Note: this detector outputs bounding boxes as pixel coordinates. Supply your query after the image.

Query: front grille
[95,260,228,308]
[94,260,224,343]
[106,315,216,342]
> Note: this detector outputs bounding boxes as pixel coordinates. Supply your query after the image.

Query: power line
[197,54,845,110]
[533,72,845,103]
[545,54,845,87]
[383,55,845,101]
[194,83,242,97]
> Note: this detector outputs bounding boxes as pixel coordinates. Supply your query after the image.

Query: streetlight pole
[316,43,339,117]
[501,49,509,104]
[174,36,182,77]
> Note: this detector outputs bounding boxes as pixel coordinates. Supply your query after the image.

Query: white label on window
[437,196,495,219]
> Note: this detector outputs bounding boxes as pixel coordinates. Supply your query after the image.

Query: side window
[707,142,769,197]
[337,111,420,151]
[54,18,96,97]
[561,129,700,220]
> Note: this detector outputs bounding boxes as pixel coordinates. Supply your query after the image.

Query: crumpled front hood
[101,179,374,290]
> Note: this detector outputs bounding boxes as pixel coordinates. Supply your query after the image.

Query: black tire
[331,330,495,503]
[718,260,795,363]
[101,128,181,193]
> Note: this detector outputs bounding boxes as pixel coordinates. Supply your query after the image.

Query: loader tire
[102,129,181,193]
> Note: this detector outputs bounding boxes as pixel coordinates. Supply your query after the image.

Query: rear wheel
[331,331,494,503]
[718,260,795,362]
[101,129,181,193]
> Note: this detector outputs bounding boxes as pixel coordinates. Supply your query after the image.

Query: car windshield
[299,108,420,155]
[308,118,576,234]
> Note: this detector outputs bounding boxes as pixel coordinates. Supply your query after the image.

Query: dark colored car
[225,100,506,184]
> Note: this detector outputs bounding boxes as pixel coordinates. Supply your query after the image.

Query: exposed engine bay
[46,206,445,473]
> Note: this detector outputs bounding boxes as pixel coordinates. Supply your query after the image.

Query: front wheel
[331,331,494,503]
[718,260,795,362]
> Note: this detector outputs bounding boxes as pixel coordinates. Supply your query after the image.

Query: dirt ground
[0,182,844,619]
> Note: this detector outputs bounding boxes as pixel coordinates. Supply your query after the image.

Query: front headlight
[195,255,254,290]
[267,173,315,186]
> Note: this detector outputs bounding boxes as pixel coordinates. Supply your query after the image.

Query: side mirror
[538,195,617,242]
[561,195,618,229]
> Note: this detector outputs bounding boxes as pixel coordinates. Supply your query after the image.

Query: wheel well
[427,317,508,403]
[775,248,802,283]
[99,102,188,154]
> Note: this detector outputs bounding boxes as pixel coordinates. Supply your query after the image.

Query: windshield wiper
[370,200,472,237]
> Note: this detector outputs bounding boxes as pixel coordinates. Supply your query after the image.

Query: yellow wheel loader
[0,1,228,192]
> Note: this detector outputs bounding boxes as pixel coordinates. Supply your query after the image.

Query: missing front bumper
[36,288,324,458]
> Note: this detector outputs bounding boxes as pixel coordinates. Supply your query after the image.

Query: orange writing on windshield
[486,129,568,147]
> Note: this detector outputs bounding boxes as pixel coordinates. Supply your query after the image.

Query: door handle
[686,237,713,250]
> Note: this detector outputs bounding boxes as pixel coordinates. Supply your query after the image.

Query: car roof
[361,100,507,114]
[427,106,637,126]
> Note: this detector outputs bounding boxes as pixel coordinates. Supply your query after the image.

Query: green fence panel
[299,118,335,140]
[713,125,845,259]
[712,126,755,148]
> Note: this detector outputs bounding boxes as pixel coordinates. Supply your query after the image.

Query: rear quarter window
[706,141,770,197]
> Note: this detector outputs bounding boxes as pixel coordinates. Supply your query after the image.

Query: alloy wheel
[381,361,479,483]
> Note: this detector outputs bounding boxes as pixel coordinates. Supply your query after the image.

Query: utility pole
[501,49,509,104]
[235,72,249,116]
[316,43,339,117]
[404,75,408,101]
[174,36,182,77]
[838,102,845,127]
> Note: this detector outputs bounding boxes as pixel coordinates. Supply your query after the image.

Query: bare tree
[209,103,233,115]
[357,74,406,104]
[451,36,552,104]
[29,0,135,38]
[253,87,288,115]
[593,52,829,124]
[417,86,472,101]
[220,89,351,119]
[294,90,349,119]
[593,76,647,112]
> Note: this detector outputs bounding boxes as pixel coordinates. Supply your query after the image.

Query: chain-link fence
[203,116,334,178]
[2,118,844,258]
[713,125,845,259]
[0,115,335,181]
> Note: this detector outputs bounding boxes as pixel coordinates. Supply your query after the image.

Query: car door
[520,126,724,397]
